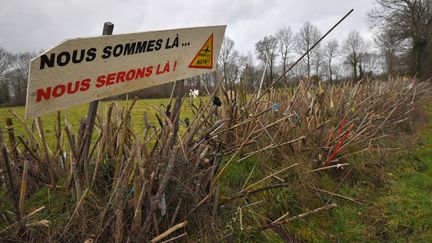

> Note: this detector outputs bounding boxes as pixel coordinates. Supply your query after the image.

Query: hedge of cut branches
[0,77,429,242]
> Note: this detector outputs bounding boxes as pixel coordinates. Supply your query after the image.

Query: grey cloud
[0,0,376,55]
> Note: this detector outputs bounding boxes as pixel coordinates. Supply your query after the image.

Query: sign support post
[170,79,184,139]
[82,22,114,172]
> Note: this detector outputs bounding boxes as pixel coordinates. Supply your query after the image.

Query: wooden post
[5,118,18,158]
[35,117,56,188]
[18,160,29,217]
[0,128,21,220]
[82,22,114,168]
[170,79,185,139]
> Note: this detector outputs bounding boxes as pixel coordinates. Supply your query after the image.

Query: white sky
[0,0,377,56]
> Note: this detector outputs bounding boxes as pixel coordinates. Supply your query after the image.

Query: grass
[24,186,73,226]
[323,104,432,242]
[214,103,432,242]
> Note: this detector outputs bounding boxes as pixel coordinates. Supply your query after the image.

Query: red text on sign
[36,79,91,102]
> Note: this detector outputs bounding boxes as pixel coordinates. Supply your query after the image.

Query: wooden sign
[25,25,226,118]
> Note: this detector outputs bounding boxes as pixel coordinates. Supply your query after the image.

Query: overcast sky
[0,0,377,57]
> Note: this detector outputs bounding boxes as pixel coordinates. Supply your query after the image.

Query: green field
[0,97,199,147]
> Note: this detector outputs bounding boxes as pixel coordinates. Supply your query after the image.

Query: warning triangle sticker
[188,34,213,69]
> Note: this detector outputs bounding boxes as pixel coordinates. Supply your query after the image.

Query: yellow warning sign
[188,34,213,69]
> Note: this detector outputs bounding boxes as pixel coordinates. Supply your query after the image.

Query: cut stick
[151,221,188,243]
[18,160,29,217]
[36,117,56,188]
[259,203,337,231]
[161,232,187,243]
[307,163,350,173]
[0,206,45,234]
[0,129,20,220]
[313,187,365,205]
[241,163,298,193]
[62,188,89,234]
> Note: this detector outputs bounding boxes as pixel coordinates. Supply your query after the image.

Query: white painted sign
[25,25,226,118]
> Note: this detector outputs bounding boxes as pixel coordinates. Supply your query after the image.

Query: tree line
[0,0,430,106]
[222,0,431,92]
[0,50,33,106]
[222,0,431,91]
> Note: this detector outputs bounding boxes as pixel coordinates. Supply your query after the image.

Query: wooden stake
[0,128,21,220]
[170,79,184,139]
[5,118,18,158]
[18,160,29,217]
[36,117,56,188]
[82,22,114,168]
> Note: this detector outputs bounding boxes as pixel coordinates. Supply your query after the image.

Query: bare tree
[218,36,242,89]
[200,72,217,91]
[276,26,295,83]
[240,52,259,91]
[255,35,278,87]
[375,29,403,79]
[323,39,339,82]
[0,48,12,104]
[312,48,324,79]
[295,22,321,79]
[342,31,367,81]
[0,48,11,76]
[361,51,381,77]
[369,0,432,78]
[9,52,34,104]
